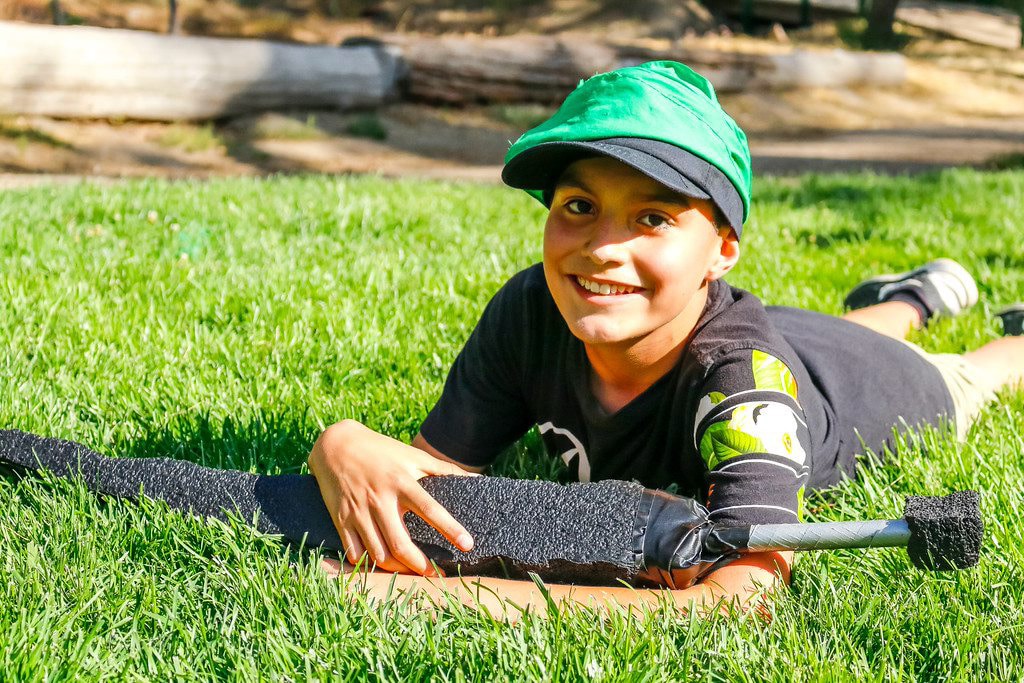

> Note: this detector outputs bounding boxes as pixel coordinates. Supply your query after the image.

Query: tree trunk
[0,21,908,122]
[50,0,63,25]
[380,33,906,105]
[167,0,179,34]
[864,0,901,48]
[896,1,1021,50]
[0,21,402,121]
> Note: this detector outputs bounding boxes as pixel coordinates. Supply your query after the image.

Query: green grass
[2,170,1023,679]
[488,103,556,131]
[0,119,73,150]
[245,113,329,142]
[344,114,389,141]
[155,123,226,154]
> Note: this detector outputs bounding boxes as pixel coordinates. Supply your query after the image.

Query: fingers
[376,502,438,577]
[350,509,421,573]
[351,514,408,574]
[403,482,475,553]
[348,484,469,577]
[340,528,367,567]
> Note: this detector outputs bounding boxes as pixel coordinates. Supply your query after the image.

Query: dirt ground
[2,1,1023,188]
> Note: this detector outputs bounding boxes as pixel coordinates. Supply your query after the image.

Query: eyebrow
[555,169,693,209]
[553,168,591,194]
[636,190,693,208]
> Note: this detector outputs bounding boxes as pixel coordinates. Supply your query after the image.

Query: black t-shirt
[420,264,954,526]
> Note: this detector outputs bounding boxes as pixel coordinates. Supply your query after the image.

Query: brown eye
[638,213,671,230]
[566,199,593,215]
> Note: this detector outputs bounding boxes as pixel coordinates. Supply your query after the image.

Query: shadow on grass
[985,152,1024,171]
[4,411,565,483]
[0,123,75,149]
[791,224,883,249]
[108,410,560,478]
[975,249,1024,270]
[118,411,572,486]
[758,177,877,210]
[754,126,1024,177]
[490,428,569,481]
[112,411,318,474]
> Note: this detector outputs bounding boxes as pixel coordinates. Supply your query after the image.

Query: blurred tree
[168,0,179,33]
[317,0,342,17]
[863,0,899,48]
[50,0,63,24]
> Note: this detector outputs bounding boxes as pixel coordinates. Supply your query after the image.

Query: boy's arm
[323,550,791,622]
[696,349,811,530]
[411,432,485,474]
[318,426,793,616]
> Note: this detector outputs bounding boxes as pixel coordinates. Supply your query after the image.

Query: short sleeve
[419,276,535,468]
[694,348,812,527]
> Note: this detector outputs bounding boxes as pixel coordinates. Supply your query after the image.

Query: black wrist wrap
[639,489,719,568]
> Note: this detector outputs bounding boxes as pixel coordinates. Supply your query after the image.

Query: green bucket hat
[502,60,752,234]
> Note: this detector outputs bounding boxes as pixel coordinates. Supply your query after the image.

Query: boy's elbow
[697,550,793,619]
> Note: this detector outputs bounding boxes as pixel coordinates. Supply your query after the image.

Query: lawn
[1,170,1022,680]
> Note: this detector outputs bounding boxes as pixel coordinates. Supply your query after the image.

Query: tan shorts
[899,340,999,440]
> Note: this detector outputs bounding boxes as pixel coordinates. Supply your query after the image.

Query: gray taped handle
[725,519,911,552]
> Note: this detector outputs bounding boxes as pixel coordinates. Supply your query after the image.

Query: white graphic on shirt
[538,421,592,482]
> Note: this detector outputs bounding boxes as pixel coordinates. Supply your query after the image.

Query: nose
[582,217,629,265]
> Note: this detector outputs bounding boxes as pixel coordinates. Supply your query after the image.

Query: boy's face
[543,156,737,349]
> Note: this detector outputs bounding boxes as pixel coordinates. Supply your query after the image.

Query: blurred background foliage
[3,0,1018,54]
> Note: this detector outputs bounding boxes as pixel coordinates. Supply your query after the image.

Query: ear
[706,228,740,282]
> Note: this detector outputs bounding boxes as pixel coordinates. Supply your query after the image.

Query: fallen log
[713,0,1022,49]
[0,21,402,121]
[896,1,1022,50]
[0,21,907,121]
[378,33,618,106]
[713,0,861,25]
[379,33,906,105]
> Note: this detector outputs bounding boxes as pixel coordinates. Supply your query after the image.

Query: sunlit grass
[155,123,226,153]
[1,170,1022,679]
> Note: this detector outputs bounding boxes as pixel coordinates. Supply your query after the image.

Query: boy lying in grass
[309,61,1024,619]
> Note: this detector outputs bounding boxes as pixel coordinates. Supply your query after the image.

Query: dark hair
[709,205,729,232]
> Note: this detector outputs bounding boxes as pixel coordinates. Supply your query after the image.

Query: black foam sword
[0,430,983,586]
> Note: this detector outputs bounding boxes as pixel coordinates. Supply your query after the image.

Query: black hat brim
[502,137,743,234]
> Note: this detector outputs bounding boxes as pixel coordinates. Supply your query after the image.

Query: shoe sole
[843,258,979,311]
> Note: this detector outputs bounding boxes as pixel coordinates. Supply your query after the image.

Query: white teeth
[575,276,637,295]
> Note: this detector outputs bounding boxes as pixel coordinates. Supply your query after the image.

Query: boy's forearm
[348,571,717,620]
[342,558,787,621]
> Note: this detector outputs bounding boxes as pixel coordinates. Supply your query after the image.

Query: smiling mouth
[573,275,642,296]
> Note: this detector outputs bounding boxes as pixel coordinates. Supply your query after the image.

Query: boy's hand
[307,419,478,576]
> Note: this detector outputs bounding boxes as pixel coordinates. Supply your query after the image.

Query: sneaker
[844,258,979,317]
[996,304,1024,336]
